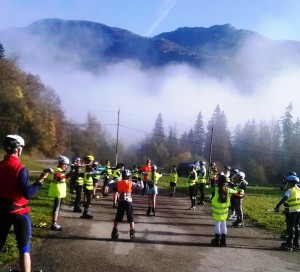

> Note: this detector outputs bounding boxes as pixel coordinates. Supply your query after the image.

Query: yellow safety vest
[188,170,197,186]
[49,167,67,198]
[288,185,300,212]
[211,187,230,221]
[147,172,161,185]
[83,172,94,190]
[169,170,178,183]
[198,168,207,184]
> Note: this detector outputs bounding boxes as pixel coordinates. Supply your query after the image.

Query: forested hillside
[0,45,116,160]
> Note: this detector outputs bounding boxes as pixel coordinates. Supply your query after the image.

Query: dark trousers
[189,185,197,206]
[233,197,243,222]
[198,183,205,202]
[74,184,83,207]
[286,212,300,247]
[83,187,92,210]
[141,180,149,196]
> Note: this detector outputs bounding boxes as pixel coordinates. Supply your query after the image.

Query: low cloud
[4,32,300,146]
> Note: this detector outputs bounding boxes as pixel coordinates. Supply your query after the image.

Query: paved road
[3,189,300,272]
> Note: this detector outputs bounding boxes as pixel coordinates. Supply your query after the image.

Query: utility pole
[68,128,72,159]
[207,126,214,183]
[115,108,120,166]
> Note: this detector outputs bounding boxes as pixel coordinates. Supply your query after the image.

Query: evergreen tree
[204,105,231,165]
[193,111,205,156]
[152,112,165,144]
[0,43,4,58]
[281,103,294,169]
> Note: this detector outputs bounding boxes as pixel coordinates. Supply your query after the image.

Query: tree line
[1,43,299,185]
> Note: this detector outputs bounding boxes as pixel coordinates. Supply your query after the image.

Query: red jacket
[0,155,30,214]
[141,164,151,180]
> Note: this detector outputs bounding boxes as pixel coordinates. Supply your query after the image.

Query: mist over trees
[1,42,300,185]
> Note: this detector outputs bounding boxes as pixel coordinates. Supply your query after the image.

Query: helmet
[200,161,206,165]
[92,161,99,167]
[286,175,300,183]
[224,165,231,170]
[122,169,131,179]
[3,135,25,150]
[152,165,157,171]
[146,159,151,164]
[58,155,69,165]
[84,155,94,163]
[237,172,245,179]
[288,172,297,177]
[231,169,239,174]
[210,162,216,166]
[71,156,80,163]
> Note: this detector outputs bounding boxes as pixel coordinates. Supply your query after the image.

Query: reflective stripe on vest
[288,186,300,212]
[169,171,178,183]
[84,172,93,190]
[77,177,84,186]
[188,170,197,186]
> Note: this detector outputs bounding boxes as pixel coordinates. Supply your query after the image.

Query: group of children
[49,156,165,241]
[49,155,300,251]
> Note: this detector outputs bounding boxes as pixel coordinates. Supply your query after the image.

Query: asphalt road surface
[3,189,300,272]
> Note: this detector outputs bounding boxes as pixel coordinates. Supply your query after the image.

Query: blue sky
[1,0,300,41]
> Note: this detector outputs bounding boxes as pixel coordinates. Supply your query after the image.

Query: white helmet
[122,169,132,179]
[58,155,69,165]
[237,172,245,179]
[4,135,25,148]
[152,165,158,171]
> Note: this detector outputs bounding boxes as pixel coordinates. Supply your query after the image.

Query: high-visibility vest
[112,169,122,181]
[288,185,300,212]
[103,166,112,178]
[211,187,230,221]
[83,172,93,190]
[169,170,178,183]
[198,167,207,184]
[49,167,67,198]
[188,170,197,186]
[147,171,161,185]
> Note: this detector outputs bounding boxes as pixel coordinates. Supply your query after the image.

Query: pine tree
[0,43,5,58]
[193,111,205,156]
[281,103,294,169]
[204,105,231,165]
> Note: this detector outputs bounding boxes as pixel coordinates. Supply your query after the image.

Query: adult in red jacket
[0,135,52,272]
[140,159,152,198]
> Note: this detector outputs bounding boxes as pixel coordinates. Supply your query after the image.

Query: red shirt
[140,164,151,180]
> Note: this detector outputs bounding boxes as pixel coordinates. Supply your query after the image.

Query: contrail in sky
[145,0,178,37]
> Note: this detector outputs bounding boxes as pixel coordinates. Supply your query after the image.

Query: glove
[43,168,54,174]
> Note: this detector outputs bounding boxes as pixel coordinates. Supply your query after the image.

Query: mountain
[1,18,300,92]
